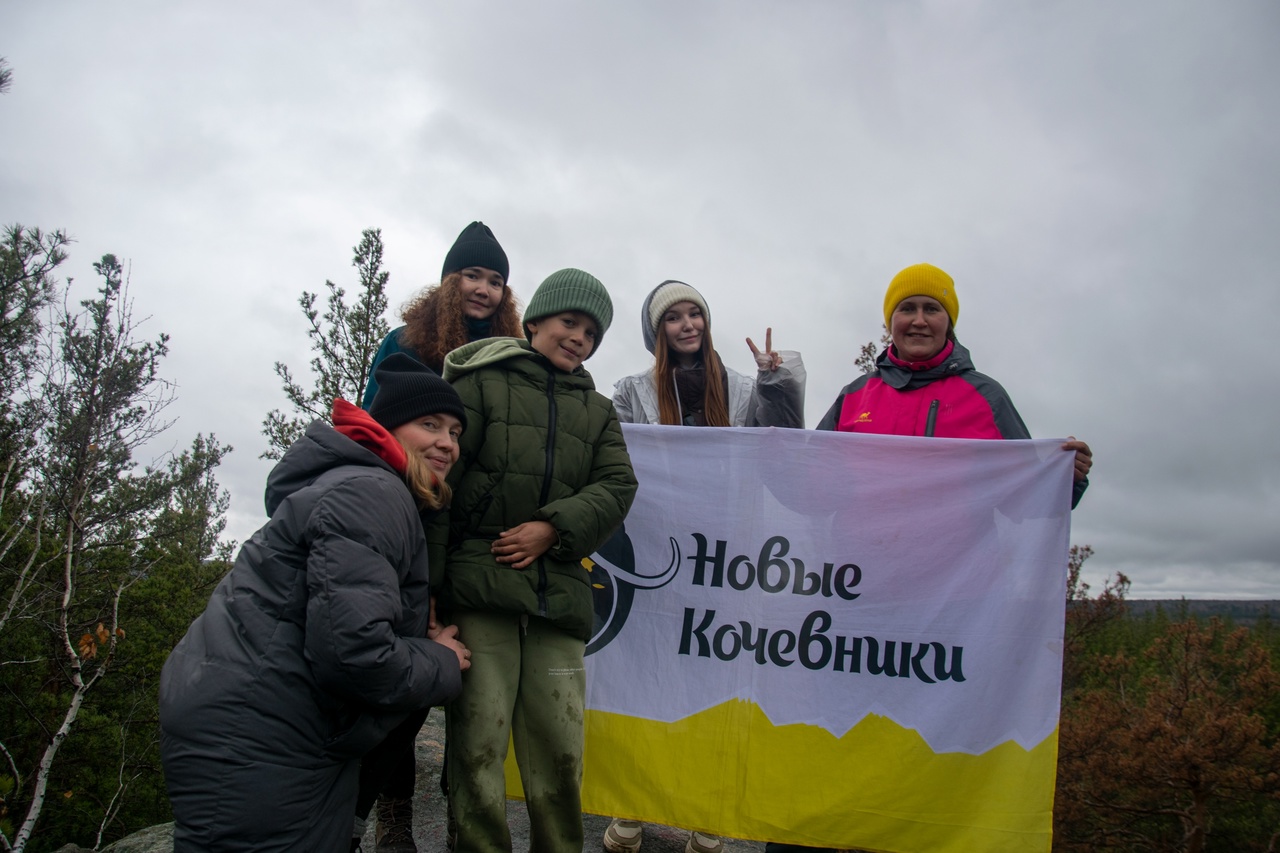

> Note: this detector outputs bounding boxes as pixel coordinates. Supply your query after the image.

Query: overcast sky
[3,1,1277,599]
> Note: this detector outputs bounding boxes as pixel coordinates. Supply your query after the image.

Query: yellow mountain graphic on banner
[506,698,1056,853]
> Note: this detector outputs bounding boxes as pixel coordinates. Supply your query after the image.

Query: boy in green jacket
[438,268,638,853]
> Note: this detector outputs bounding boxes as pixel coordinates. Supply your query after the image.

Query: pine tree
[261,228,391,458]
[0,238,229,852]
[1055,617,1280,851]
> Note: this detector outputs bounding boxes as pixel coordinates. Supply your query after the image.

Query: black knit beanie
[369,353,467,431]
[441,221,509,283]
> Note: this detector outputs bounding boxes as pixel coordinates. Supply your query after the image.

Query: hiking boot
[685,831,724,853]
[374,796,417,853]
[603,818,644,853]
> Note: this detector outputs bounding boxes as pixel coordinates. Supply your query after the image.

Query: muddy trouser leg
[511,615,586,853]
[448,610,522,853]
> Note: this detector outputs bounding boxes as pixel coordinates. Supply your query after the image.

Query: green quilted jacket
[435,337,637,640]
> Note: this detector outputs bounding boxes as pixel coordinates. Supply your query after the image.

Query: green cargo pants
[447,610,586,853]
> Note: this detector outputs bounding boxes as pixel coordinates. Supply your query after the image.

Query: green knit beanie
[523,268,614,357]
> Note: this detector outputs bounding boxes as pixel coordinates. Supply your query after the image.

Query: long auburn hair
[399,272,523,372]
[653,320,731,427]
[396,437,453,512]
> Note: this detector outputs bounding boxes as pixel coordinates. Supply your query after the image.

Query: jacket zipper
[925,399,939,437]
[536,369,557,617]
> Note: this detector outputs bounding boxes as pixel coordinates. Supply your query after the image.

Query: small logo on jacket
[854,410,873,423]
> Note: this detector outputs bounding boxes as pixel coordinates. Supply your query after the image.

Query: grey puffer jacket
[159,421,460,852]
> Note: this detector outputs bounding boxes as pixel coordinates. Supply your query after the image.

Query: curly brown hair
[399,272,523,372]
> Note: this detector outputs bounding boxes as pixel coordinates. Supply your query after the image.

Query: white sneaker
[685,831,724,853]
[603,818,644,853]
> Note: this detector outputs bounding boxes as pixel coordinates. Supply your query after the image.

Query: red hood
[332,399,407,474]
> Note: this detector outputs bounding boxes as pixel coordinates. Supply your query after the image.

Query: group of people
[157,221,1092,853]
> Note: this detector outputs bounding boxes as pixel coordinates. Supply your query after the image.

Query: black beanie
[369,354,467,431]
[441,221,509,283]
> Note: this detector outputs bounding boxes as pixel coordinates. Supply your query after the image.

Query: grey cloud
[3,0,1277,599]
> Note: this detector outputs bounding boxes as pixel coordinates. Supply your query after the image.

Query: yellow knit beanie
[882,263,959,329]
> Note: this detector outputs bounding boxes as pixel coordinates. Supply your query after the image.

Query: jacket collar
[877,339,973,390]
[444,337,596,390]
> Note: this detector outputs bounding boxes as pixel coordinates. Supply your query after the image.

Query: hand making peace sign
[746,328,782,372]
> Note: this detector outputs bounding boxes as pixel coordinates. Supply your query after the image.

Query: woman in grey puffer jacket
[160,355,471,853]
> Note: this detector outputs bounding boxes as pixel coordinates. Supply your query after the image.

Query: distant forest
[1120,599,1278,627]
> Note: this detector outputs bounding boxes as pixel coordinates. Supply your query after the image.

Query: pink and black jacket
[817,340,1087,508]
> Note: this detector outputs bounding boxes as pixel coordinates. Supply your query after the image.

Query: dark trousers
[355,708,429,819]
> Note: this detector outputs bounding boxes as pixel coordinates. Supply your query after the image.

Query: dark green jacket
[436,337,637,640]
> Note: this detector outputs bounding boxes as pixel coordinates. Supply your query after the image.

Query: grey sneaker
[685,831,724,853]
[374,796,417,853]
[603,818,644,853]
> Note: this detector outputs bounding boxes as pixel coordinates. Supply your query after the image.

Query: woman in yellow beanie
[767,265,1093,853]
[819,263,1092,503]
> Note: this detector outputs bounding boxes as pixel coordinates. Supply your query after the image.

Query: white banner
[576,424,1075,852]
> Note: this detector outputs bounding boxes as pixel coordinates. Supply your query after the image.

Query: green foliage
[0,230,229,852]
[1062,544,1130,695]
[261,227,391,458]
[0,224,67,453]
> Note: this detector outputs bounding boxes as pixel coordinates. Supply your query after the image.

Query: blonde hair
[396,438,453,511]
[653,324,730,427]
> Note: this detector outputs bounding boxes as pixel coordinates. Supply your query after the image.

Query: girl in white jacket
[604,280,806,853]
[612,280,805,430]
